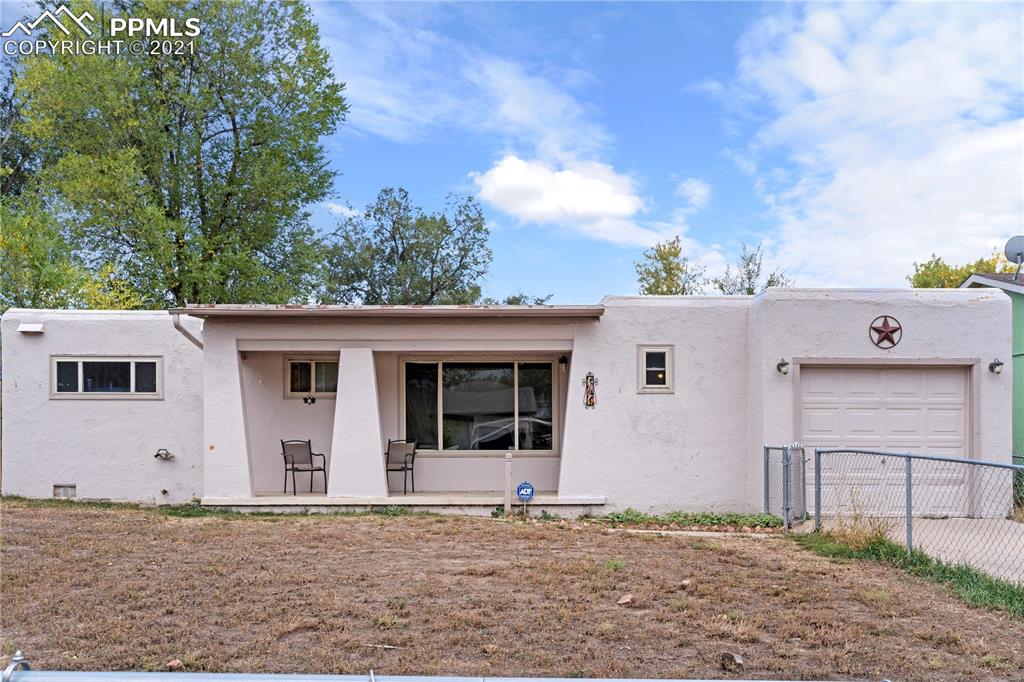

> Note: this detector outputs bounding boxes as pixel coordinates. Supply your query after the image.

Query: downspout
[172,313,204,350]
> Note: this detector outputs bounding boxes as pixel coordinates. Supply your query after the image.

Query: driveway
[899,517,1024,584]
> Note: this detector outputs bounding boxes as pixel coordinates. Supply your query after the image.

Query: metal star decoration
[869,315,902,348]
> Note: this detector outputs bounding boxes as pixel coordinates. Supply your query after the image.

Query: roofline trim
[167,305,605,320]
[960,274,1024,295]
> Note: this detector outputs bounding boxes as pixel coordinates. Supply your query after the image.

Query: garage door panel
[926,408,964,438]
[885,408,924,437]
[845,407,883,436]
[803,407,841,436]
[926,369,967,400]
[884,369,926,399]
[844,370,883,399]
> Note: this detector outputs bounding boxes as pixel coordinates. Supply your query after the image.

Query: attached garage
[800,366,971,516]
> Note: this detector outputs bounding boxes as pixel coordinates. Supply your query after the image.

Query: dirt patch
[2,501,1023,680]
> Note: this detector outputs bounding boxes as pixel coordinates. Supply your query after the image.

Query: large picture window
[286,358,338,397]
[51,357,162,398]
[403,360,556,452]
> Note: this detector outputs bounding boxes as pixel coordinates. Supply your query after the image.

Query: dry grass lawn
[2,500,1023,681]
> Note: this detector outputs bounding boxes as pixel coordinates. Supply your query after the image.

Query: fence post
[814,448,822,532]
[782,446,792,531]
[905,456,913,557]
[763,445,770,514]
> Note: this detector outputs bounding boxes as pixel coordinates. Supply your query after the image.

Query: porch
[184,303,605,504]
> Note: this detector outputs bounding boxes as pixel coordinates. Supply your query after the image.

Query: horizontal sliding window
[403,360,557,452]
[286,358,338,397]
[52,357,162,398]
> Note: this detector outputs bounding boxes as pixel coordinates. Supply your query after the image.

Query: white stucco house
[0,288,1012,514]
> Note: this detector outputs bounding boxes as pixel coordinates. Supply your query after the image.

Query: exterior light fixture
[558,355,569,375]
[303,394,317,405]
[989,358,1004,374]
[153,448,174,461]
[776,358,790,375]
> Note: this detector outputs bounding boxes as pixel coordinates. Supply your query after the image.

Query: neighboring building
[961,272,1023,463]
[0,288,1012,514]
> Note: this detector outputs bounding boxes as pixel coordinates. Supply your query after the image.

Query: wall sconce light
[558,355,569,374]
[989,358,1004,374]
[776,358,790,375]
[303,394,317,405]
[153,448,174,461]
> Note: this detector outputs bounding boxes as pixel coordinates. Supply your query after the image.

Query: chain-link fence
[813,448,1024,584]
[763,444,807,530]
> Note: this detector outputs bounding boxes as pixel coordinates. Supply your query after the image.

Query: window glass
[315,361,338,393]
[135,362,157,393]
[442,363,514,450]
[405,362,438,449]
[518,363,553,450]
[56,361,79,392]
[83,361,131,392]
[290,361,311,393]
[645,351,667,386]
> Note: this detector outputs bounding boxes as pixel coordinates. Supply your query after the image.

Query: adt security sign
[516,481,535,503]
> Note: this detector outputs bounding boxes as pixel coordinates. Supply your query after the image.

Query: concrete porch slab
[201,491,606,516]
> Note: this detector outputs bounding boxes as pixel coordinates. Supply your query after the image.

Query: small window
[638,345,674,393]
[286,358,338,397]
[52,357,162,398]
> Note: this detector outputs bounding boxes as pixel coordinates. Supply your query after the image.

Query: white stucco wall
[558,297,754,512]
[0,310,203,503]
[2,289,1011,511]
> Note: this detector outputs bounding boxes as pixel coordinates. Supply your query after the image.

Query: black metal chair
[281,439,327,495]
[384,439,417,494]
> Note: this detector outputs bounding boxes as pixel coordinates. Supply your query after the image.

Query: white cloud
[471,155,661,245]
[675,178,712,211]
[322,202,359,219]
[734,3,1023,286]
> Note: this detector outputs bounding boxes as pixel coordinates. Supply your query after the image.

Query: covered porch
[179,304,606,507]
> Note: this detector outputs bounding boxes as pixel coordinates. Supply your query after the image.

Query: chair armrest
[311,452,326,462]
[404,452,416,466]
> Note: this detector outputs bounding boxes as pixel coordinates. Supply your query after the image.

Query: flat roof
[168,303,605,320]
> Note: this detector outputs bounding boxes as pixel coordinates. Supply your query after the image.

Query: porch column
[327,347,388,496]
[202,330,253,498]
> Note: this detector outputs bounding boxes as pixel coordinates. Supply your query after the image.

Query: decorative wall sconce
[558,355,569,375]
[989,358,1004,374]
[153,448,174,461]
[303,394,317,405]
[776,358,790,375]
[583,372,598,409]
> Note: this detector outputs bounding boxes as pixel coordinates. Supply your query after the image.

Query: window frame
[50,355,164,400]
[398,355,560,457]
[284,355,340,399]
[637,345,674,394]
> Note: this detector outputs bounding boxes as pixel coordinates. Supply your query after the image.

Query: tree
[9,0,346,308]
[908,251,1014,288]
[323,188,492,305]
[481,292,554,305]
[634,236,707,295]
[713,242,792,295]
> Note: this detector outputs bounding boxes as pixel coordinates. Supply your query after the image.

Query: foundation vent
[53,484,77,499]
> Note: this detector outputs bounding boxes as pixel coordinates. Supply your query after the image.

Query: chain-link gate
[763,444,807,529]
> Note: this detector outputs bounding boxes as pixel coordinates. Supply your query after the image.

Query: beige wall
[240,352,335,494]
[1,310,203,503]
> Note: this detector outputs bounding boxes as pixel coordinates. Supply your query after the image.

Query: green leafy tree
[323,187,492,305]
[9,0,346,308]
[908,251,1014,288]
[481,292,553,305]
[634,235,707,295]
[713,242,792,295]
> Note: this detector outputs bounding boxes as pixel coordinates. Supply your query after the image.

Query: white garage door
[800,366,969,516]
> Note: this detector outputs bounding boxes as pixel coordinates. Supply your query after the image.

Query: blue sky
[305,1,1023,303]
